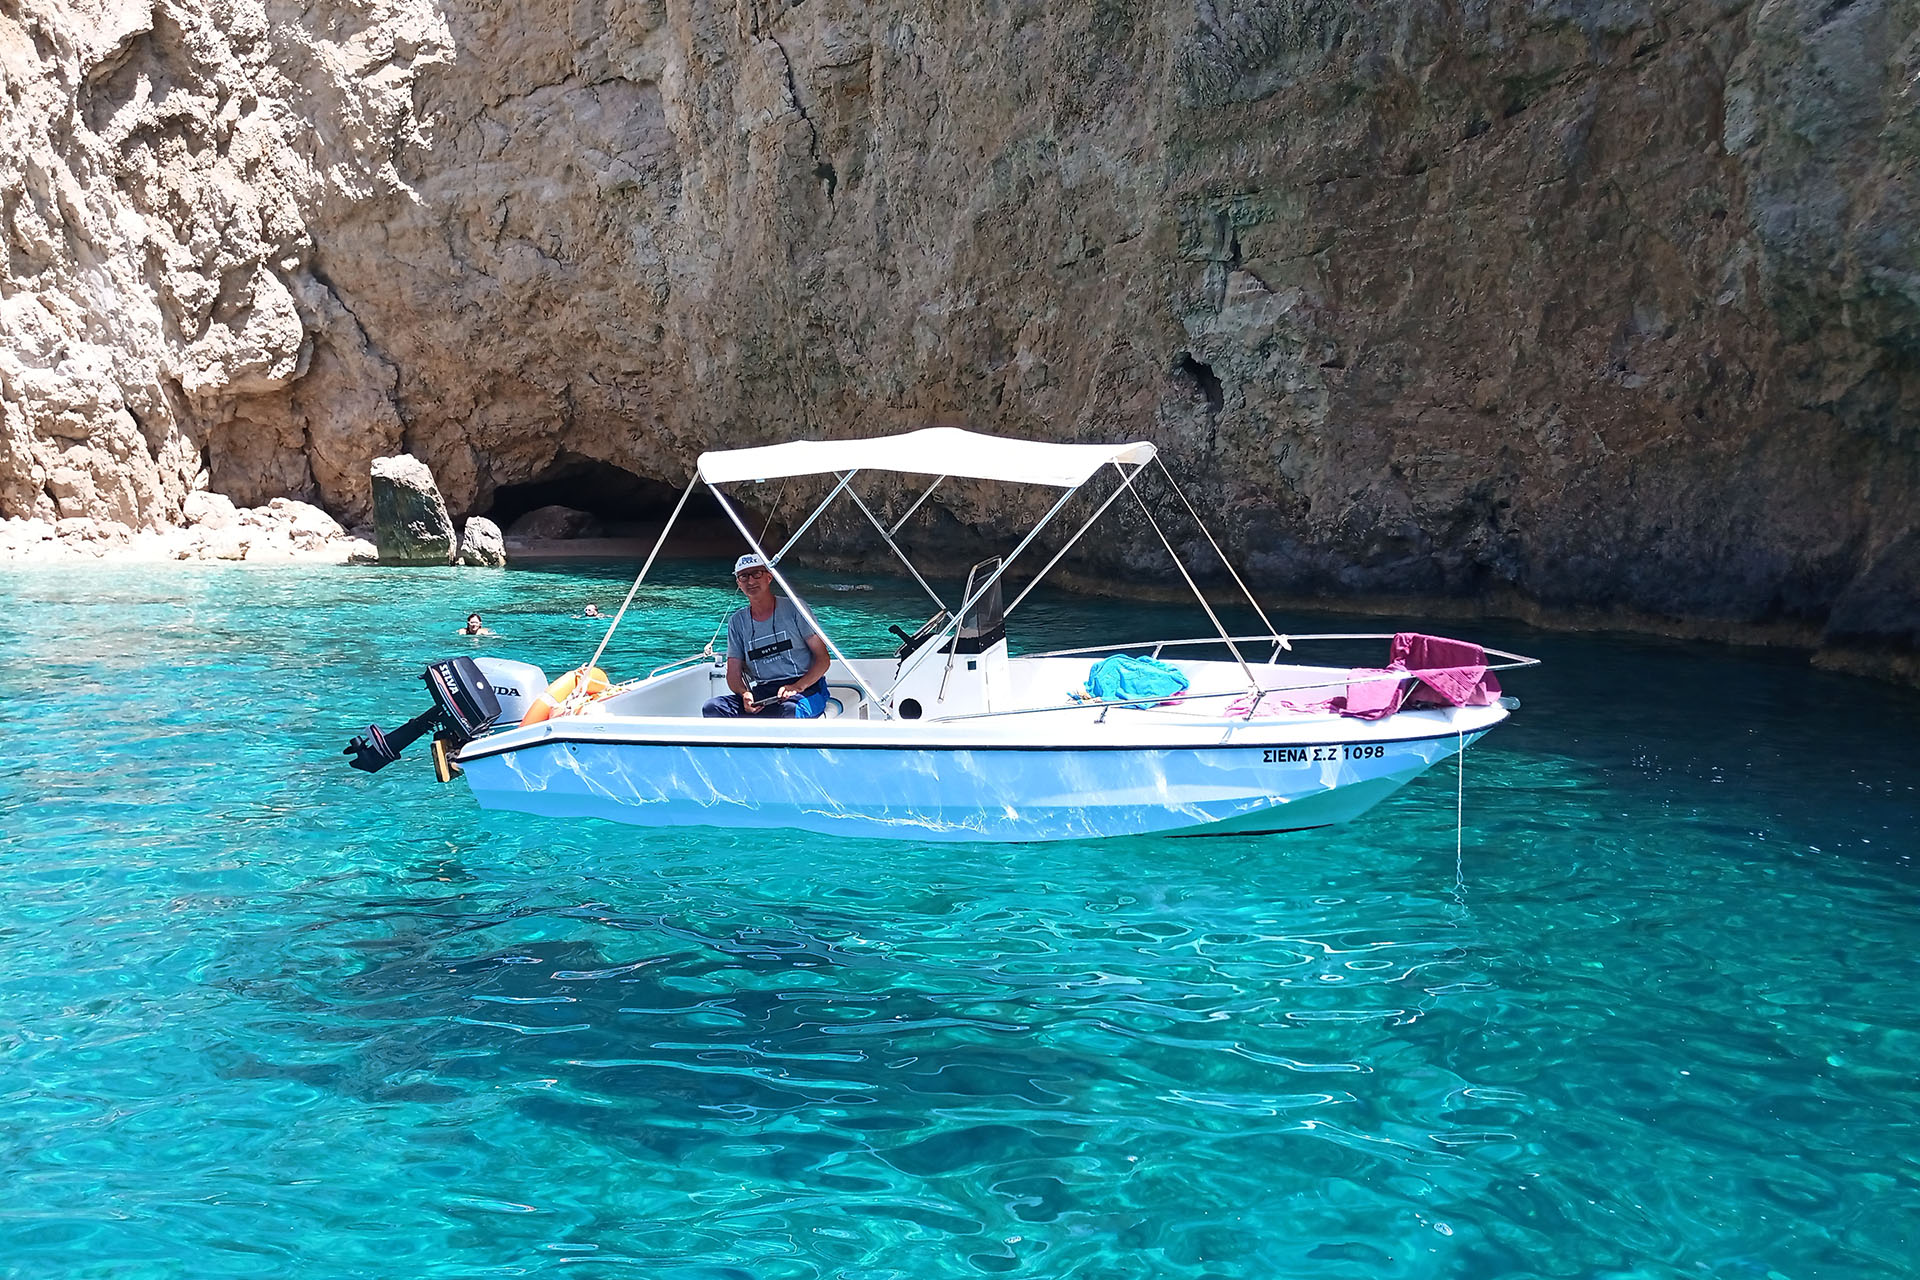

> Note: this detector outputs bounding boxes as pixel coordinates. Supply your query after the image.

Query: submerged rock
[370,456,455,565]
[506,506,602,541]
[456,517,508,567]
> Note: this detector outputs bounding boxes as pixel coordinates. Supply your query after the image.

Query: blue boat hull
[458,729,1488,843]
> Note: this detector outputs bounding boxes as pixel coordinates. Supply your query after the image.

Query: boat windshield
[956,557,1004,652]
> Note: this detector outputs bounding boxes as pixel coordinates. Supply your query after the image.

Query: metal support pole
[887,474,946,537]
[882,480,1087,701]
[771,470,861,565]
[1125,481,1262,695]
[710,482,894,718]
[582,472,699,677]
[1154,457,1288,649]
[842,474,948,612]
[1004,461,1143,619]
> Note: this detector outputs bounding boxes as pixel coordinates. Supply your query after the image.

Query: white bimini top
[697,427,1157,488]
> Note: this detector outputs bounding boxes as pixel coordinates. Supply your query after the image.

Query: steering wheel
[888,610,950,661]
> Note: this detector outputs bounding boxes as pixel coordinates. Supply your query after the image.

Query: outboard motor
[344,656,515,781]
[470,657,549,725]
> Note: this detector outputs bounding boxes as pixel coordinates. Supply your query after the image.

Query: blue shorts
[701,679,828,719]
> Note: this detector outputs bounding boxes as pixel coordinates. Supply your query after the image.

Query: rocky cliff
[3,0,1915,675]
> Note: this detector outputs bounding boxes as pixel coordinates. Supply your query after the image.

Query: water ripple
[2,564,1917,1278]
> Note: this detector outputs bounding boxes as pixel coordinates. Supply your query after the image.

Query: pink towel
[1390,633,1501,708]
[1226,668,1407,720]
[1227,634,1500,720]
[1341,667,1411,720]
[1227,688,1339,717]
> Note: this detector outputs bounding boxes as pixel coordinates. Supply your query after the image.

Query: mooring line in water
[1455,726,1466,891]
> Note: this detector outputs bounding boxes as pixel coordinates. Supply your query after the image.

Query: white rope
[1455,725,1466,889]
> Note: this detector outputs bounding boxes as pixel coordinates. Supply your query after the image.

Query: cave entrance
[485,452,734,545]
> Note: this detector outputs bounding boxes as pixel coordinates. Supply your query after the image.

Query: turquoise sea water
[3,560,1916,1279]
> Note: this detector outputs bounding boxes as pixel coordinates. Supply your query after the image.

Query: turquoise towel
[1085,655,1190,706]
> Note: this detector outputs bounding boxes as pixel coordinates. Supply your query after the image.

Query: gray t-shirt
[727,597,819,686]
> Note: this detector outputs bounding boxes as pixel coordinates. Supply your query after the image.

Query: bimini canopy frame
[697,427,1157,489]
[574,428,1283,721]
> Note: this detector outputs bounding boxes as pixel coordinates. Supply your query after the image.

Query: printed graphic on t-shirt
[746,631,794,663]
[730,599,815,683]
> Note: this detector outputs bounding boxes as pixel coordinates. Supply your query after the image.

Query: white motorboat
[346,428,1537,842]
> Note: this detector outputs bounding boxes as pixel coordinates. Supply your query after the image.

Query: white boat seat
[820,682,867,720]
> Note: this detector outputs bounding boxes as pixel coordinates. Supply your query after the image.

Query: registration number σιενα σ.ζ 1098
[1262,744,1388,764]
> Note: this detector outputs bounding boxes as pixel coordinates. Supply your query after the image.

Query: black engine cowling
[424,657,502,738]
[344,656,502,774]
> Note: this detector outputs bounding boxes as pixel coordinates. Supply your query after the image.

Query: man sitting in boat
[701,553,832,718]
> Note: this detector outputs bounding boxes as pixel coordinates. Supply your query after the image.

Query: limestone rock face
[370,455,455,565]
[1,0,1917,674]
[0,499,358,561]
[0,0,422,530]
[184,499,344,561]
[456,517,508,567]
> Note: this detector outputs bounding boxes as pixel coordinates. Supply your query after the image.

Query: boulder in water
[506,505,602,541]
[262,498,346,550]
[197,525,249,560]
[456,517,508,567]
[370,455,455,564]
[182,491,238,530]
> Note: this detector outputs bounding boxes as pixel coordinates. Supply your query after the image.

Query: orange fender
[520,666,610,726]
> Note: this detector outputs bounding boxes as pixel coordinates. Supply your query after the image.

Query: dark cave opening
[1174,352,1224,414]
[484,452,729,539]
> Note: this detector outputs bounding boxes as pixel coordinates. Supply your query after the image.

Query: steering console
[889,610,950,661]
